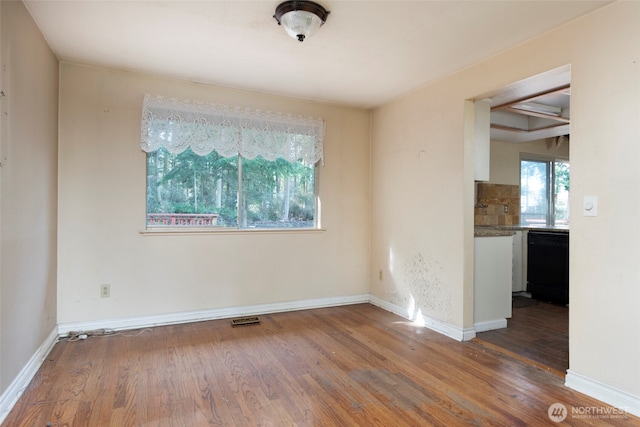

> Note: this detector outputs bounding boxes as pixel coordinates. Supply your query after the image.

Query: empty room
[1,1,639,425]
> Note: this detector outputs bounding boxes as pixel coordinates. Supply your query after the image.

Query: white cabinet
[474,99,492,181]
[474,235,512,332]
[512,231,525,292]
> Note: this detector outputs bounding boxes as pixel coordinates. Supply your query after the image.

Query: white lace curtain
[140,94,324,164]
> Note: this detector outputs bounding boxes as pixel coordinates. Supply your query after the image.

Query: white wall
[564,3,640,406]
[0,1,58,393]
[489,138,570,186]
[57,64,371,324]
[371,84,468,330]
[371,0,640,408]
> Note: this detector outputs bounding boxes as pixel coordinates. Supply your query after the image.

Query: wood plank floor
[4,304,638,426]
[475,298,569,375]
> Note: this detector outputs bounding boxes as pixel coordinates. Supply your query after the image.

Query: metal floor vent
[230,316,261,327]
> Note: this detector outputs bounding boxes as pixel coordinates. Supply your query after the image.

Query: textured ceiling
[25,1,609,108]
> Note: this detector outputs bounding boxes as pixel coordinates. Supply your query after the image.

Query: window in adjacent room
[141,95,323,230]
[520,156,570,226]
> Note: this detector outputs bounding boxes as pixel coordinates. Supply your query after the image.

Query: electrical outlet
[504,204,509,213]
[101,284,110,298]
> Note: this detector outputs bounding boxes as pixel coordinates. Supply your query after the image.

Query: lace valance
[141,94,324,164]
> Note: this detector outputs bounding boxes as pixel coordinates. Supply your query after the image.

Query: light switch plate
[583,196,598,217]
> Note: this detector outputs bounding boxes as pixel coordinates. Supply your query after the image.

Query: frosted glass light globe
[281,10,322,42]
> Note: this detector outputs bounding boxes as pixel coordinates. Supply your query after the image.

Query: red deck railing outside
[147,213,219,227]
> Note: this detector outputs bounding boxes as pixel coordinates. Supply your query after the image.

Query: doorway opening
[472,65,571,375]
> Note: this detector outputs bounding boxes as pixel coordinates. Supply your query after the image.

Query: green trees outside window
[147,147,316,229]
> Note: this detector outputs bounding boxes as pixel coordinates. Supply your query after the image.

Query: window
[141,95,323,230]
[520,157,570,226]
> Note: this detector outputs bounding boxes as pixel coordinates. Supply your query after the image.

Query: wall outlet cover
[583,196,598,217]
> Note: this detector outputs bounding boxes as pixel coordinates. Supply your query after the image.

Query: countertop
[474,228,516,237]
[474,224,569,237]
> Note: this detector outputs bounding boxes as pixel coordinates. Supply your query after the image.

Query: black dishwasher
[527,231,569,305]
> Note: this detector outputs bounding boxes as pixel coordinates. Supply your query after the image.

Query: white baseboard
[369,295,475,341]
[58,294,370,336]
[460,327,477,341]
[368,295,413,318]
[474,319,507,333]
[565,370,640,418]
[0,326,58,425]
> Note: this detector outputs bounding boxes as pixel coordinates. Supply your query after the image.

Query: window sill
[139,227,326,236]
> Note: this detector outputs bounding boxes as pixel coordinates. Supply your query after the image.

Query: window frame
[140,94,325,234]
[144,149,322,233]
[519,153,570,227]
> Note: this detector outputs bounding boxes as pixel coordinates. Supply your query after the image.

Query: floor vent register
[230,316,261,327]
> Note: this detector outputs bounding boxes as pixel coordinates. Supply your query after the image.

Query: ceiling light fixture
[273,1,330,42]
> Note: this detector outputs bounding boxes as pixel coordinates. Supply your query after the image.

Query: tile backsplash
[475,183,520,226]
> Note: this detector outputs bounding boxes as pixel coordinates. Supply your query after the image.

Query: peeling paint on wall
[385,251,453,323]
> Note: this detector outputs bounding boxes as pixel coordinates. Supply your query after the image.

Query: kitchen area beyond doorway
[471,65,571,374]
[473,184,571,374]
